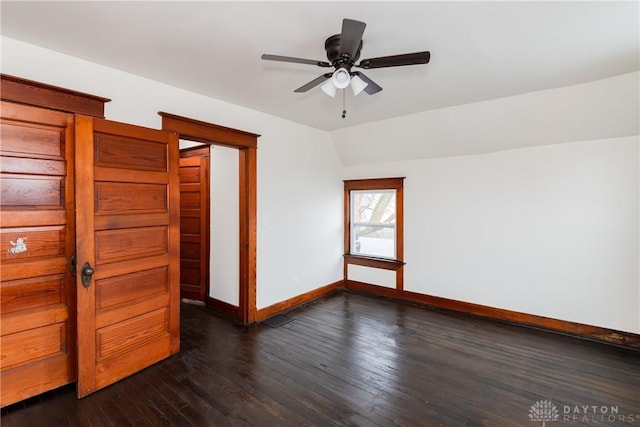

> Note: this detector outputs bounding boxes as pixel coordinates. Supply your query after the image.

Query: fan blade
[353,72,382,95]
[294,74,332,93]
[357,51,431,69]
[262,54,331,68]
[339,19,366,58]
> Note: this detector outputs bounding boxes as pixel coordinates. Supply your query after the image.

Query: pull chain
[341,88,347,119]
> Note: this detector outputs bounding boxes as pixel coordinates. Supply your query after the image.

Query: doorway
[179,145,210,301]
[161,112,259,324]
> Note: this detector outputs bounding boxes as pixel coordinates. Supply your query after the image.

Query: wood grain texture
[159,112,260,149]
[0,275,64,314]
[0,155,65,175]
[0,257,66,282]
[96,267,168,310]
[0,210,66,228]
[343,176,405,191]
[2,294,639,426]
[0,226,64,261]
[0,356,72,410]
[0,123,63,158]
[395,185,404,290]
[179,240,200,260]
[94,134,167,172]
[240,147,258,323]
[1,74,109,117]
[1,323,65,370]
[180,192,200,210]
[180,217,200,234]
[95,226,168,264]
[95,182,167,214]
[95,294,170,330]
[179,147,209,301]
[0,101,76,407]
[0,305,68,336]
[96,308,168,361]
[75,116,180,399]
[0,176,64,207]
[167,132,181,356]
[179,145,212,158]
[343,254,404,270]
[178,157,201,181]
[74,114,97,398]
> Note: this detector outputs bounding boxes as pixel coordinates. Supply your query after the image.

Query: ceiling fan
[261,18,431,98]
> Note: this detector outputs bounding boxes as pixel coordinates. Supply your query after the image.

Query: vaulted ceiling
[1,1,638,131]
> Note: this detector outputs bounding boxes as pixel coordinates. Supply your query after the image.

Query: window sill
[343,254,405,271]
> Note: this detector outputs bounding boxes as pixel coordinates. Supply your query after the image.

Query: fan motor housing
[325,34,362,67]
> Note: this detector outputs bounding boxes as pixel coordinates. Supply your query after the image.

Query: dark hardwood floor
[2,291,639,426]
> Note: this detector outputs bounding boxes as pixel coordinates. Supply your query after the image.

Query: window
[350,190,396,258]
[344,177,404,266]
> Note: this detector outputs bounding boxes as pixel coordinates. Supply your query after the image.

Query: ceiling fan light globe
[332,68,351,89]
[351,75,369,96]
[321,79,337,97]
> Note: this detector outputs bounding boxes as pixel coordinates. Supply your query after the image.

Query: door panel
[95,182,167,214]
[0,175,65,206]
[1,275,65,313]
[179,147,210,301]
[95,226,168,263]
[96,266,168,310]
[75,115,179,398]
[0,101,76,407]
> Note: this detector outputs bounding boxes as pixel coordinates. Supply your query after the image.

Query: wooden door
[0,101,77,407]
[179,146,210,301]
[74,115,180,398]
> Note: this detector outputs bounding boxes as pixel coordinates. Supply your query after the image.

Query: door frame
[159,112,259,324]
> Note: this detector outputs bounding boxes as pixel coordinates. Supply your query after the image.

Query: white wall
[2,36,344,310]
[344,137,640,333]
[210,146,240,305]
[338,70,639,334]
[348,264,395,288]
[332,72,640,166]
[256,120,344,307]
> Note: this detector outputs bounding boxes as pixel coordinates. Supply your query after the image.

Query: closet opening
[160,112,260,324]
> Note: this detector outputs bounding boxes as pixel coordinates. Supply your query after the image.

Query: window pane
[352,225,395,258]
[352,191,396,224]
[350,190,397,259]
